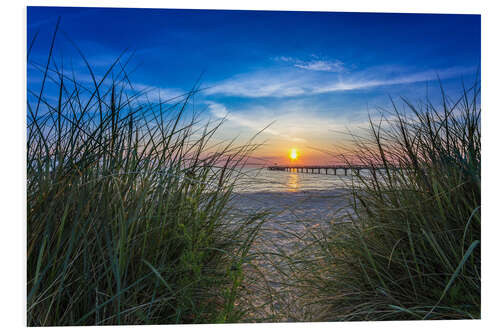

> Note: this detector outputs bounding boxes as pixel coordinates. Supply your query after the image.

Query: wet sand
[228,190,351,322]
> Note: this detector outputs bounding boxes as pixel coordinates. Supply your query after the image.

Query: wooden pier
[267,164,384,175]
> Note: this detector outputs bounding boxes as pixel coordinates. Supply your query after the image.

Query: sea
[233,166,363,193]
[228,166,357,233]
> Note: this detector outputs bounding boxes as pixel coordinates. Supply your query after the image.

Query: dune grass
[27,26,266,326]
[292,81,481,321]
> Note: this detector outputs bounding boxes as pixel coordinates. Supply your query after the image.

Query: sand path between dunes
[228,190,351,322]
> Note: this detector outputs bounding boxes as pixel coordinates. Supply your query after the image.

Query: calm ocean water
[233,166,366,193]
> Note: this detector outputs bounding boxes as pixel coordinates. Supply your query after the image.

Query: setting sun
[289,148,299,161]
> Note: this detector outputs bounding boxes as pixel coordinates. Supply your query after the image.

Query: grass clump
[296,81,480,321]
[27,25,264,326]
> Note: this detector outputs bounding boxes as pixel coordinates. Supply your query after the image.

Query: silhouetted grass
[27,24,265,326]
[293,81,480,321]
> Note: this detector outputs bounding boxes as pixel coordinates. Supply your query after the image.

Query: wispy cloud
[313,66,475,94]
[130,83,187,103]
[204,71,308,98]
[204,65,474,98]
[206,101,307,143]
[295,60,344,72]
[276,56,345,72]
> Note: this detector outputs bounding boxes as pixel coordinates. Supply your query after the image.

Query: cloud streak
[204,65,475,98]
[276,56,346,73]
[294,59,345,72]
[204,71,307,98]
[206,101,307,143]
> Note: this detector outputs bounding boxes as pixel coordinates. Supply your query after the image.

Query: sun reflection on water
[286,172,299,192]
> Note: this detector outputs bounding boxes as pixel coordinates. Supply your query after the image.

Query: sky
[27,7,480,165]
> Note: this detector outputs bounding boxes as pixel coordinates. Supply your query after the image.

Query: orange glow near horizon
[241,141,360,166]
[289,148,298,161]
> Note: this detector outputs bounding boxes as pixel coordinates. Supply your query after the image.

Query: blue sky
[27,7,480,164]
